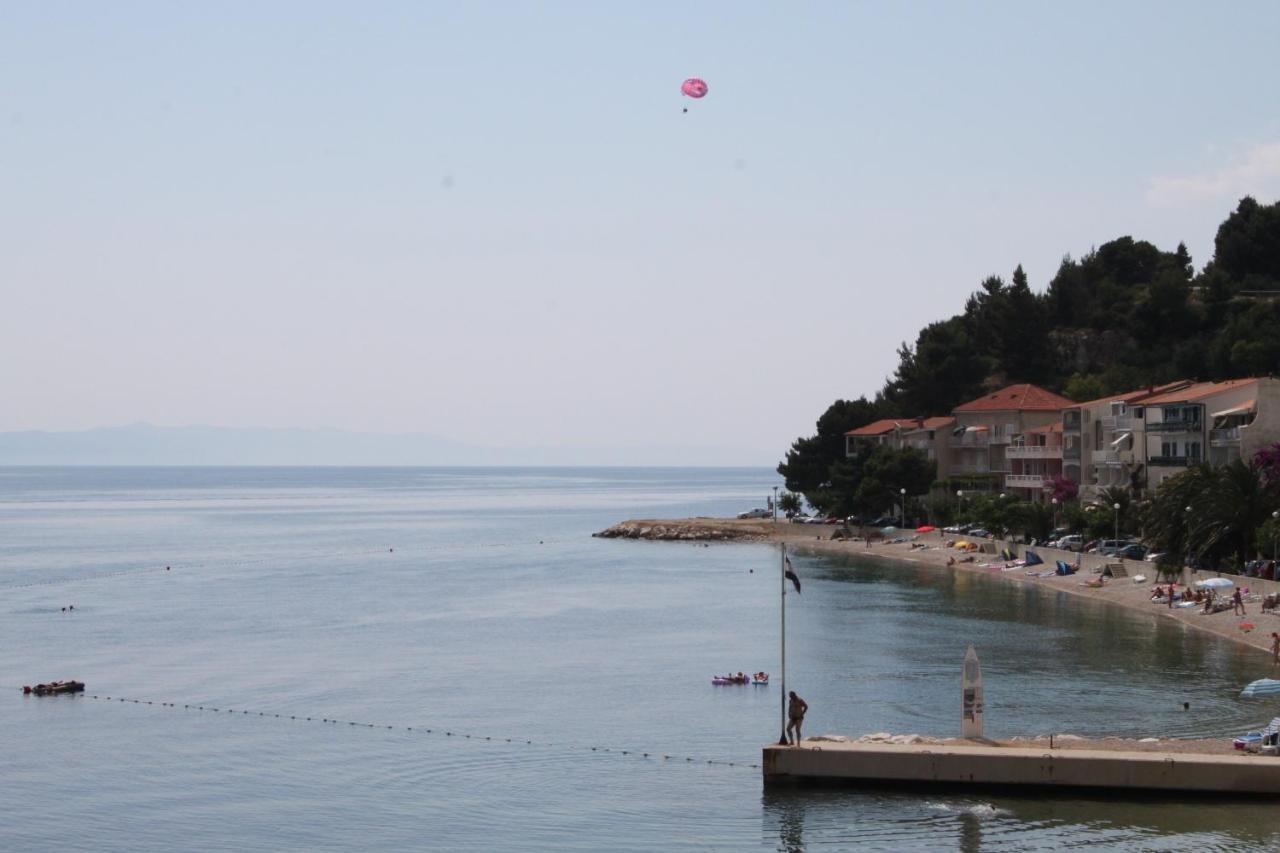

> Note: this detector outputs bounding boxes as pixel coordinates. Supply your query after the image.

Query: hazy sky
[4,2,1280,462]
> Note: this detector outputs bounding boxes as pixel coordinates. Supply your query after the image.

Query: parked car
[1092,538,1137,556]
[869,516,898,528]
[737,508,771,519]
[1053,534,1085,552]
[966,527,991,538]
[1115,544,1148,560]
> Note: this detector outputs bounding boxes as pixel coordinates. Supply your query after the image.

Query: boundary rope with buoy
[7,689,759,772]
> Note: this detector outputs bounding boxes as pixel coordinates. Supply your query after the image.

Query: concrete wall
[763,742,1280,795]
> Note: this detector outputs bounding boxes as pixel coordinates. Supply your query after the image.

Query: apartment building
[949,384,1075,491]
[1061,381,1191,501]
[1142,378,1280,490]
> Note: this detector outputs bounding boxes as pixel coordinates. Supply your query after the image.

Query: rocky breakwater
[594,518,774,542]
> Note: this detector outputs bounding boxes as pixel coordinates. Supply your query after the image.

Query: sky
[3,2,1280,464]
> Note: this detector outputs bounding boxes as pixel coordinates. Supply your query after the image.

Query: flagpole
[778,542,788,745]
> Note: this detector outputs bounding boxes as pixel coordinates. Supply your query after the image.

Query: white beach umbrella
[1195,577,1234,590]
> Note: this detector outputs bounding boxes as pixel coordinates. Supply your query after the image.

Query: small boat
[23,680,85,696]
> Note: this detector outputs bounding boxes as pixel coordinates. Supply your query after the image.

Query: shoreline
[599,518,1280,663]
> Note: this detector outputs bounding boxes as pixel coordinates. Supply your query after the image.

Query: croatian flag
[784,555,801,594]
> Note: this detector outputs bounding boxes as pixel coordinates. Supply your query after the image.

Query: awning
[1211,400,1255,418]
[1110,431,1131,448]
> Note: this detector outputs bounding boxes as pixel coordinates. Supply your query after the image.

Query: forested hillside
[780,197,1280,506]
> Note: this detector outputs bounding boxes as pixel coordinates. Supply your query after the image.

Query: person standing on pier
[786,691,808,746]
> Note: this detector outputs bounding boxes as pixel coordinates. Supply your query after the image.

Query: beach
[599,517,1280,662]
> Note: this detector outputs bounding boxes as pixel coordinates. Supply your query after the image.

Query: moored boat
[23,680,85,696]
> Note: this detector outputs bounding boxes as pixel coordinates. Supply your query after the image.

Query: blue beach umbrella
[1240,679,1280,699]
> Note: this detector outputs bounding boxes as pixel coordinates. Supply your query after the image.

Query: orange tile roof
[845,418,901,437]
[845,415,955,436]
[1140,378,1259,406]
[952,384,1075,413]
[1068,381,1195,409]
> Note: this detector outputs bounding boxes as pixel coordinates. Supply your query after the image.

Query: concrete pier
[763,741,1280,796]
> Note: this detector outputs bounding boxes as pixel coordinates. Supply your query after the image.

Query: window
[1188,441,1201,461]
[1162,441,1176,458]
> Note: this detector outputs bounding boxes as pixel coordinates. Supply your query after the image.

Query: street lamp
[1051,497,1059,531]
[1272,510,1279,563]
[773,485,779,524]
[956,489,964,521]
[1113,502,1121,544]
[900,487,907,524]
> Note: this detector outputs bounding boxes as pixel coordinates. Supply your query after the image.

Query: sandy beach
[599,517,1280,662]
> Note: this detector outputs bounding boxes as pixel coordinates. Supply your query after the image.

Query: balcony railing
[949,463,991,474]
[1094,450,1121,465]
[1149,455,1199,466]
[1004,474,1050,488]
[1100,415,1135,433]
[949,435,990,448]
[1210,427,1242,446]
[1006,445,1063,459]
[988,433,1011,445]
[1148,420,1202,434]
[1063,444,1081,460]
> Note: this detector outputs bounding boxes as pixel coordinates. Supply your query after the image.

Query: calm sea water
[1,466,1276,852]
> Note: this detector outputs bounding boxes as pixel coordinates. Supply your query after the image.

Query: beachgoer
[1168,585,1174,608]
[1234,588,1246,616]
[786,691,808,746]
[1272,633,1279,665]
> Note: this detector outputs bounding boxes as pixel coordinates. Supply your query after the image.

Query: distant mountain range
[0,424,769,468]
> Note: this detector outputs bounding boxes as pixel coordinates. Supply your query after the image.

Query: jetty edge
[762,740,1280,797]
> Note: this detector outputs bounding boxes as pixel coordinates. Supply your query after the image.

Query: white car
[737,508,771,519]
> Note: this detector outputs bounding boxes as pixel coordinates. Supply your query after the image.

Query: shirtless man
[786,691,808,746]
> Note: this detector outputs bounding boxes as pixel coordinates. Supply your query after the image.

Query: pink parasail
[681,78,708,99]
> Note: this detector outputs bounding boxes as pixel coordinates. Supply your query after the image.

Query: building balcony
[1092,450,1138,467]
[1149,455,1198,467]
[950,463,991,475]
[1004,474,1051,489]
[988,434,1011,445]
[1063,445,1081,460]
[1147,420,1202,434]
[1210,427,1242,446]
[949,436,990,448]
[1006,445,1063,459]
[1100,415,1135,433]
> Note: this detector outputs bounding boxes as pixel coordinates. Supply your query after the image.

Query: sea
[0,466,1276,852]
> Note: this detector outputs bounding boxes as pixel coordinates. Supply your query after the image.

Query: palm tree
[1195,460,1275,568]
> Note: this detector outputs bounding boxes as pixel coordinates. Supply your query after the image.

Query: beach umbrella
[1240,678,1280,699]
[916,525,936,533]
[1196,577,1234,590]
